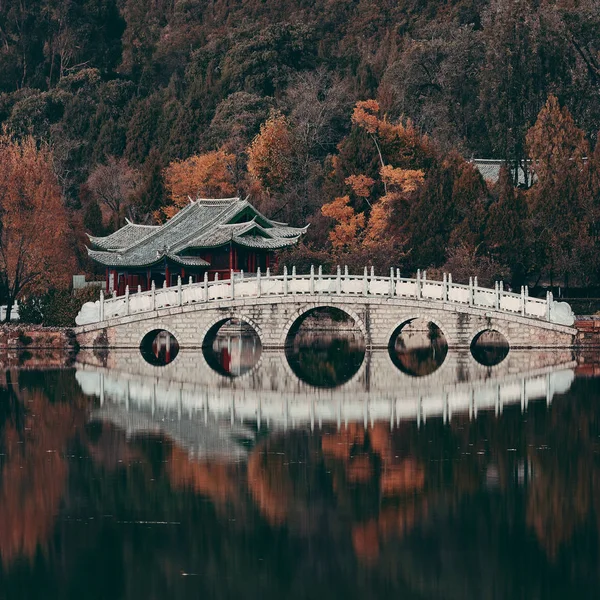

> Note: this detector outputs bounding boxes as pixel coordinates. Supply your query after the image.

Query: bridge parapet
[76,266,575,327]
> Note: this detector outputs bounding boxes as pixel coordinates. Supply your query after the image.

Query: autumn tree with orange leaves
[0,136,74,320]
[162,150,237,219]
[320,101,425,268]
[247,112,294,194]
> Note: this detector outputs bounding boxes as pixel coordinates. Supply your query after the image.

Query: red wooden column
[105,268,109,293]
[165,264,170,287]
[229,243,233,272]
[146,269,151,291]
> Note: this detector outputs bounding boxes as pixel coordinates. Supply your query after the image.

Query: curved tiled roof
[88,222,159,251]
[87,197,305,268]
[87,248,210,268]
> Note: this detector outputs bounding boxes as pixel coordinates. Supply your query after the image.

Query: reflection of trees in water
[286,335,365,387]
[3,372,600,598]
[0,371,87,569]
[390,339,448,377]
[390,320,448,377]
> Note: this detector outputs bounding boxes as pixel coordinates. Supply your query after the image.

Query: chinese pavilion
[87,197,307,295]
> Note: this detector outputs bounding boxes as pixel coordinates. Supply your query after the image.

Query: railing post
[318,265,322,285]
[266,267,270,278]
[137,284,141,294]
[469,277,474,305]
[389,267,394,297]
[310,265,315,294]
[547,290,553,321]
[344,265,349,278]
[178,275,182,305]
[215,272,219,282]
[257,267,261,297]
[370,265,375,279]
[189,276,193,286]
[416,269,422,299]
[151,281,156,311]
[292,266,297,295]
[521,285,525,315]
[337,265,341,294]
[230,269,235,299]
[495,281,500,309]
[204,272,209,302]
[283,265,288,295]
[448,273,452,301]
[442,273,447,301]
[363,266,368,296]
[99,289,104,322]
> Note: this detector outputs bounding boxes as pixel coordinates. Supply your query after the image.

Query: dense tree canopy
[0,0,599,288]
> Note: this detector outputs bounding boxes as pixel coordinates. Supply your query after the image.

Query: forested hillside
[1,0,600,287]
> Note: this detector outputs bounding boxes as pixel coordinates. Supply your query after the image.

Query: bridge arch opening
[140,329,180,366]
[388,318,448,377]
[202,318,262,377]
[284,306,366,388]
[470,329,509,366]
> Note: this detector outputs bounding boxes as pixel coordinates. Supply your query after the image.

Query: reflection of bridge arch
[76,347,576,448]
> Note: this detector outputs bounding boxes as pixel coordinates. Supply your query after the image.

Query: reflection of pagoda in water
[211,332,261,377]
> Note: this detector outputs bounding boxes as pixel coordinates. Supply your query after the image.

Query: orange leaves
[363,195,391,248]
[526,94,588,184]
[351,99,380,134]
[247,112,294,193]
[380,165,424,193]
[321,195,365,250]
[163,150,237,217]
[345,174,375,198]
[0,135,74,300]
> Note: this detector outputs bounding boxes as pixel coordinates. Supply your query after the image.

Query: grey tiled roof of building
[471,159,534,187]
[88,197,307,268]
[88,222,159,251]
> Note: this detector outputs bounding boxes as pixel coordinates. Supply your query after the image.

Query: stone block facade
[75,295,576,350]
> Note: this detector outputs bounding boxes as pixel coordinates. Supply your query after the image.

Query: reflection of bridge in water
[76,347,576,460]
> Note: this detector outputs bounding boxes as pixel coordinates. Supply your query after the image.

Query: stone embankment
[575,318,600,346]
[0,325,78,351]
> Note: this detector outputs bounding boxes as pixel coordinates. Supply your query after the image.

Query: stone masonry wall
[76,295,577,350]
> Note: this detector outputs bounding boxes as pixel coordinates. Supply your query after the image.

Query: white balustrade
[75,267,574,327]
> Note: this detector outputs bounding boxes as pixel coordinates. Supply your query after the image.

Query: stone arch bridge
[75,267,577,349]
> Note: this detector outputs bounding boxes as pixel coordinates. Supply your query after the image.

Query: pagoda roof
[87,197,307,268]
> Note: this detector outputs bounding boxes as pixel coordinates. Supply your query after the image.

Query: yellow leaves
[380,165,424,193]
[163,150,236,216]
[321,196,365,250]
[351,99,380,134]
[345,174,375,198]
[247,112,294,192]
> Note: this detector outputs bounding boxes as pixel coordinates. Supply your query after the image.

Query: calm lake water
[1,330,600,599]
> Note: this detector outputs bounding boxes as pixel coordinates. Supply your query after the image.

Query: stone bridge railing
[76,266,575,327]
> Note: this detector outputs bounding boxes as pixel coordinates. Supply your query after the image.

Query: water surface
[0,338,599,600]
